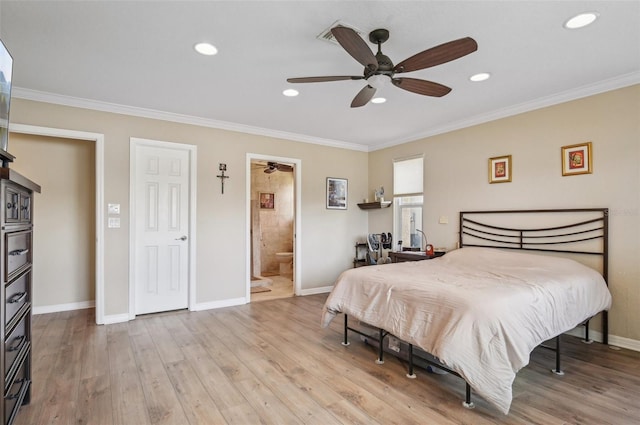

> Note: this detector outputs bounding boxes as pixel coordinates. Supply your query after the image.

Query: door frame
[9,123,105,324]
[246,153,301,300]
[129,137,197,319]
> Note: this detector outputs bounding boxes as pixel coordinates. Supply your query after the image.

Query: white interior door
[133,143,190,315]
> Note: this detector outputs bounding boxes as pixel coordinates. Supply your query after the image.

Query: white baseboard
[191,297,247,312]
[102,313,130,325]
[298,285,333,296]
[565,327,640,352]
[32,300,95,315]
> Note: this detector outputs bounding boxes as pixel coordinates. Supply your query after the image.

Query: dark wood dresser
[0,168,40,425]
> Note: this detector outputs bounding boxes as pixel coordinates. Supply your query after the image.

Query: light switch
[108,217,121,228]
[439,215,449,224]
[108,203,121,214]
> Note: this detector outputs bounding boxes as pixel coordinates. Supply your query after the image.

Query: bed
[321,209,612,414]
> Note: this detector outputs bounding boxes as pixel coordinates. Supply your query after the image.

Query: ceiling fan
[287,27,477,107]
[264,162,293,174]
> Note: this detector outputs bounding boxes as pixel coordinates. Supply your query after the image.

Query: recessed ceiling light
[564,12,599,29]
[194,42,218,56]
[282,89,299,97]
[470,72,491,82]
[371,97,386,104]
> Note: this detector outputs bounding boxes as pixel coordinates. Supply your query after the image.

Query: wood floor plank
[11,296,640,425]
[163,359,228,425]
[75,374,114,425]
[233,375,303,424]
[179,343,250,412]
[107,326,152,425]
[130,331,190,425]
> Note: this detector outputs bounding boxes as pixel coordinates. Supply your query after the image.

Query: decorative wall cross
[216,163,229,194]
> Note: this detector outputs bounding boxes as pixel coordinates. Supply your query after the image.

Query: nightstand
[389,250,445,263]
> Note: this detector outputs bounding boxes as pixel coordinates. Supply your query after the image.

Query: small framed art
[489,155,512,183]
[562,142,592,176]
[259,192,274,209]
[326,177,347,209]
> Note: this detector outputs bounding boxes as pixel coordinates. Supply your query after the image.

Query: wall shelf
[357,201,392,210]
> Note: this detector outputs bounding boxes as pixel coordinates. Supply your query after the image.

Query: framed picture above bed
[488,155,512,183]
[326,177,347,210]
[562,142,592,176]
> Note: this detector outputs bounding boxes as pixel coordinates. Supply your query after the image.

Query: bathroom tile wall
[251,166,294,275]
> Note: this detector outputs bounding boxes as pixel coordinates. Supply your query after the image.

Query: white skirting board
[298,285,333,296]
[32,300,95,315]
[565,326,640,353]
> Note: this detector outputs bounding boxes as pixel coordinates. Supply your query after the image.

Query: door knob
[175,235,187,241]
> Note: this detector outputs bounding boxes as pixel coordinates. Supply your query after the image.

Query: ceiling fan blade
[392,78,452,97]
[287,76,364,83]
[394,37,478,73]
[331,27,378,71]
[351,85,376,108]
[277,164,294,172]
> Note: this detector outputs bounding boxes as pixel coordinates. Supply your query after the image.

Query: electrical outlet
[108,217,120,228]
[439,215,449,224]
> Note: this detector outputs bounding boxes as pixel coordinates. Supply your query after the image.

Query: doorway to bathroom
[247,154,301,302]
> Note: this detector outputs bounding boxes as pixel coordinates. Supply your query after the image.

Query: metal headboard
[459,208,609,344]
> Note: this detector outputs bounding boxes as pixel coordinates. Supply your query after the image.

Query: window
[393,156,424,250]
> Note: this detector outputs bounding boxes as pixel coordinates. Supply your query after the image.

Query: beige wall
[368,84,640,341]
[8,134,95,308]
[10,99,369,316]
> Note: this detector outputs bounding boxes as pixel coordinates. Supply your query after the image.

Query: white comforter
[321,247,612,414]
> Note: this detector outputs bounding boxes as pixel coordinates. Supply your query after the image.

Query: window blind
[393,156,423,195]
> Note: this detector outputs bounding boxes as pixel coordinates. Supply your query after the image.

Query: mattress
[321,247,612,413]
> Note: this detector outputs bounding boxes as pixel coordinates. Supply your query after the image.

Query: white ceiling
[1,1,639,151]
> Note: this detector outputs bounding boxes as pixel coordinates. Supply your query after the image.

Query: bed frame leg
[375,328,385,364]
[341,315,350,346]
[406,344,416,379]
[551,335,565,376]
[582,320,593,344]
[462,383,475,409]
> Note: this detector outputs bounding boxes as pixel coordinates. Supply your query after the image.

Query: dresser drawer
[2,183,31,226]
[3,357,29,425]
[5,231,31,281]
[4,315,29,382]
[3,186,19,223]
[4,272,30,329]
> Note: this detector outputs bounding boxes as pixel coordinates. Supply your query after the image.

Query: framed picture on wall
[488,155,512,183]
[562,142,592,176]
[326,177,347,209]
[259,192,274,209]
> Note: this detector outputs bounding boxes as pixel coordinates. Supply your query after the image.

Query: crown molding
[371,71,640,151]
[11,87,370,152]
[13,70,639,154]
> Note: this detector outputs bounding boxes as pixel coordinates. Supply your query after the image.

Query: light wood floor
[251,275,294,303]
[15,294,640,425]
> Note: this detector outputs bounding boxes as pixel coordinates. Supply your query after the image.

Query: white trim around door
[9,123,106,324]
[246,153,302,300]
[129,137,197,320]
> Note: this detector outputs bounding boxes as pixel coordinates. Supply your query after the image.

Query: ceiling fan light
[371,97,386,104]
[194,42,218,55]
[564,12,599,29]
[367,74,391,89]
[283,89,299,97]
[470,72,491,82]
